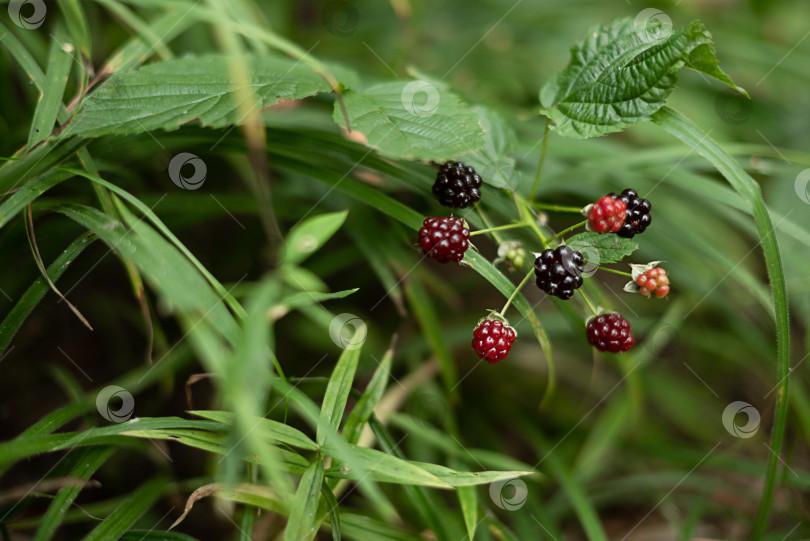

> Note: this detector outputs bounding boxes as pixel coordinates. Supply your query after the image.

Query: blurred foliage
[1,0,809,540]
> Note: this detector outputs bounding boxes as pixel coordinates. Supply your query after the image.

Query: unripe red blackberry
[587,195,627,233]
[637,267,670,298]
[609,188,651,238]
[418,216,469,263]
[534,245,584,300]
[471,318,516,363]
[432,161,482,208]
[586,313,635,353]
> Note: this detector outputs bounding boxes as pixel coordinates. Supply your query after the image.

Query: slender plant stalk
[528,120,551,204]
[470,222,528,237]
[653,106,790,539]
[547,220,587,244]
[579,289,599,316]
[599,267,632,277]
[499,267,535,316]
[532,202,584,213]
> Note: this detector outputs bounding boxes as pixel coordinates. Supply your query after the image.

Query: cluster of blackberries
[414,159,664,359]
[587,189,652,238]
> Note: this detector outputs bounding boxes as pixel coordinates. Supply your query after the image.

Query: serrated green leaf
[460,106,519,190]
[284,458,325,541]
[540,18,746,139]
[284,211,348,266]
[333,81,485,162]
[567,232,638,264]
[61,54,355,138]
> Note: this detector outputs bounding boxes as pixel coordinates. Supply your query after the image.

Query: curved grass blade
[284,457,325,541]
[0,233,95,355]
[652,106,789,540]
[34,446,113,541]
[83,477,167,541]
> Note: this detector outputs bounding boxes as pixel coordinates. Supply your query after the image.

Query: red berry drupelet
[432,161,482,208]
[637,267,670,298]
[534,245,585,300]
[609,188,651,238]
[472,318,516,363]
[586,313,635,353]
[588,195,627,233]
[418,216,470,263]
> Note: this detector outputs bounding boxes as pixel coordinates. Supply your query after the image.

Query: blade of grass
[34,446,114,541]
[83,476,167,541]
[27,24,73,149]
[367,415,452,541]
[652,106,790,539]
[0,233,95,354]
[284,456,325,541]
[317,329,362,445]
[404,275,457,398]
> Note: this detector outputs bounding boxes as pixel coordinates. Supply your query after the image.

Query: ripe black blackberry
[432,161,482,208]
[609,188,651,238]
[418,216,469,263]
[534,245,584,300]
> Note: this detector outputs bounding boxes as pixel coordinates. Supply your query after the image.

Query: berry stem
[475,207,505,244]
[599,267,633,277]
[528,119,551,205]
[546,220,587,244]
[532,202,584,213]
[579,289,599,316]
[499,267,535,316]
[470,222,528,237]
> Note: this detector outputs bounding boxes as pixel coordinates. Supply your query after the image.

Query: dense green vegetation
[1,1,809,539]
